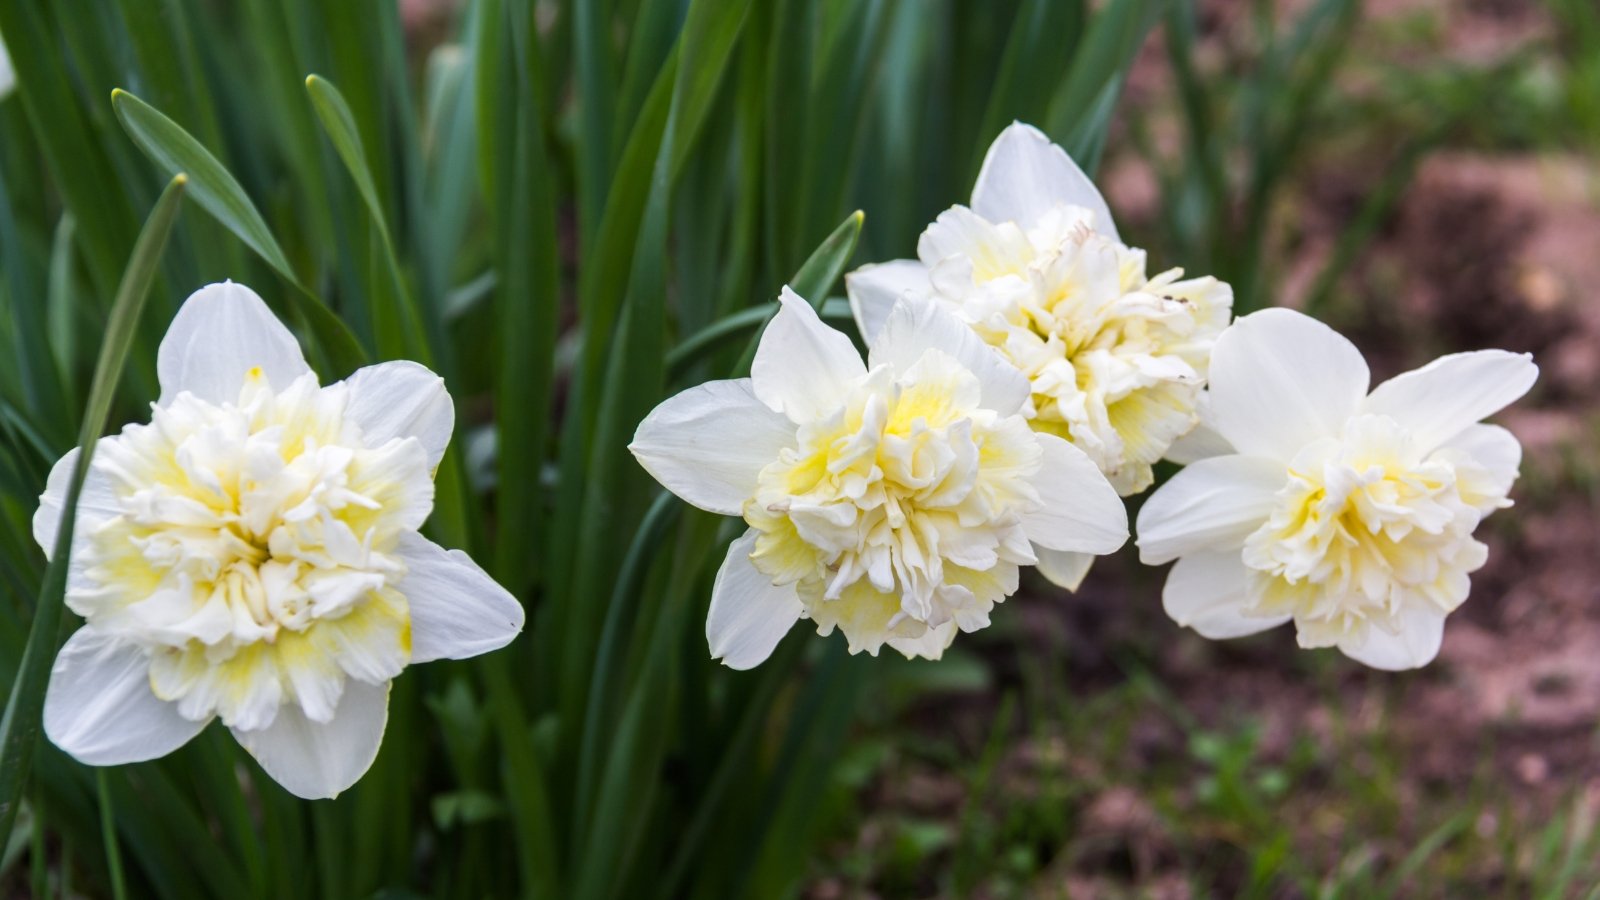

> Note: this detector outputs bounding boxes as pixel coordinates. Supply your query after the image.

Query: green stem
[97,769,128,900]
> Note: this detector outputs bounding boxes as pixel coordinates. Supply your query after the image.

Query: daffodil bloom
[630,288,1127,668]
[1135,308,1537,670]
[846,122,1230,589]
[35,282,524,798]
[0,32,14,100]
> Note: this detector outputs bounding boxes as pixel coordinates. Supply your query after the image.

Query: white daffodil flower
[0,32,14,99]
[1135,308,1537,670]
[35,282,524,799]
[846,122,1231,589]
[630,287,1127,669]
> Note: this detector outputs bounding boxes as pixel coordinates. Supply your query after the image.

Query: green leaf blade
[0,173,187,853]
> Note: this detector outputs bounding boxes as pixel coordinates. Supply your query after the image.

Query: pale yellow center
[74,371,430,729]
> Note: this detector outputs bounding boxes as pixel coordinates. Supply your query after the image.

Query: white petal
[158,281,312,406]
[1338,605,1446,671]
[233,678,389,799]
[395,533,524,663]
[867,296,1030,415]
[1019,434,1128,554]
[44,628,209,765]
[1441,423,1521,491]
[1136,455,1285,565]
[1362,350,1538,454]
[845,260,932,346]
[1162,551,1289,639]
[630,379,796,516]
[970,121,1120,240]
[1163,393,1233,464]
[707,530,803,670]
[341,361,455,469]
[1164,421,1233,465]
[886,620,958,661]
[0,38,14,99]
[751,287,866,423]
[32,444,121,559]
[1033,547,1094,591]
[1207,309,1370,461]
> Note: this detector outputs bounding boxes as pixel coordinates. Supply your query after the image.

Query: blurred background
[0,0,1597,896]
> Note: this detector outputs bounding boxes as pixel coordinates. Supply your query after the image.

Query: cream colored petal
[886,620,958,661]
[751,287,867,423]
[44,628,209,765]
[233,678,389,800]
[845,259,931,346]
[1363,349,1537,454]
[1033,547,1094,591]
[1336,605,1446,671]
[868,296,1030,416]
[32,443,121,559]
[396,532,524,663]
[1136,455,1284,565]
[1163,393,1234,464]
[1019,434,1128,554]
[630,379,796,516]
[970,121,1120,240]
[1162,551,1289,639]
[1206,309,1370,461]
[341,361,454,469]
[158,281,312,406]
[706,530,804,670]
[1438,423,1522,504]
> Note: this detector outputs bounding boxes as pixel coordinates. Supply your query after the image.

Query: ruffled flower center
[743,350,1042,656]
[920,203,1229,495]
[74,371,429,730]
[1241,415,1508,646]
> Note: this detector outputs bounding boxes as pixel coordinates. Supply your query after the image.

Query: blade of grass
[47,216,80,416]
[732,210,864,374]
[952,692,1017,893]
[480,0,560,596]
[28,800,44,900]
[0,167,67,445]
[792,0,888,263]
[110,89,367,373]
[112,91,293,282]
[1047,0,1163,163]
[0,1,138,299]
[573,0,618,245]
[96,769,128,900]
[304,74,431,365]
[668,208,862,377]
[556,0,757,744]
[973,0,1086,180]
[0,173,186,851]
[569,491,679,857]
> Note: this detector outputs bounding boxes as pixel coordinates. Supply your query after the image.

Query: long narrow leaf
[304,74,429,363]
[0,173,186,851]
[110,89,367,373]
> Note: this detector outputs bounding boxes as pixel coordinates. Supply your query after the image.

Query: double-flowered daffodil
[1136,308,1537,670]
[631,288,1128,668]
[36,282,524,798]
[847,123,1231,590]
[0,31,13,100]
